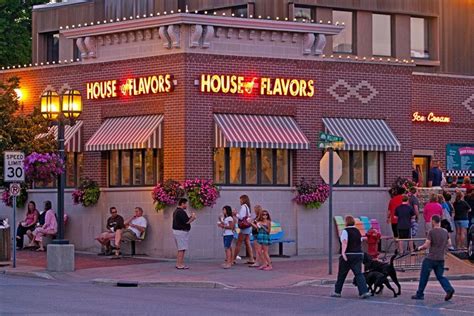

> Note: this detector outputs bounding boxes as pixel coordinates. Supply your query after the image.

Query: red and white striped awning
[36,120,83,152]
[214,114,309,149]
[85,115,163,151]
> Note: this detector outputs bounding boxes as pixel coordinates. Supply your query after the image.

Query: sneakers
[360,292,371,299]
[330,292,341,298]
[445,290,455,301]
[411,295,424,300]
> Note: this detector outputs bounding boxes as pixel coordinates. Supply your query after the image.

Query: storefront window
[66,152,83,188]
[276,149,289,185]
[245,148,257,184]
[109,149,162,187]
[372,14,392,56]
[410,17,430,58]
[214,148,291,186]
[229,148,242,184]
[261,149,273,185]
[336,151,380,187]
[121,151,131,185]
[333,11,353,53]
[214,148,226,184]
[294,6,312,22]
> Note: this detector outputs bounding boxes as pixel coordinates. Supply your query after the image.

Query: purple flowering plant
[72,178,100,207]
[1,183,28,208]
[151,179,185,211]
[183,179,220,210]
[388,177,416,198]
[293,178,330,209]
[24,152,64,185]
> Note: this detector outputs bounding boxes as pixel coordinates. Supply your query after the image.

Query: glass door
[413,156,430,187]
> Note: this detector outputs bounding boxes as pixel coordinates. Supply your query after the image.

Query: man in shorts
[112,207,147,258]
[172,198,196,269]
[394,195,416,254]
[96,207,124,255]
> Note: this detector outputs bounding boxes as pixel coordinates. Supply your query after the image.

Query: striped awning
[85,115,163,151]
[322,118,401,151]
[214,114,309,149]
[36,120,83,152]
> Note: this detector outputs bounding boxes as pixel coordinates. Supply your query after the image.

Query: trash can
[0,227,11,261]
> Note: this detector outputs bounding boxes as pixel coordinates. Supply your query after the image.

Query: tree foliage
[0,76,56,185]
[0,0,49,66]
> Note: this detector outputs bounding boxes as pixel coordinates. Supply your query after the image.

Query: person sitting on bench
[96,206,124,255]
[112,207,147,258]
[29,201,57,251]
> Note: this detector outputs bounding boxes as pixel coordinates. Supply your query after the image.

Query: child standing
[253,209,272,271]
[218,205,235,269]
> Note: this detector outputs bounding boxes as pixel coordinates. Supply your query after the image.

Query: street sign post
[318,133,344,275]
[4,151,25,269]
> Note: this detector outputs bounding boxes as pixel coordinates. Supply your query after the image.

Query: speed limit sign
[4,151,25,182]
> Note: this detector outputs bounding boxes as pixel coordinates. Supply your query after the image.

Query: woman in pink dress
[30,201,57,251]
[16,201,39,249]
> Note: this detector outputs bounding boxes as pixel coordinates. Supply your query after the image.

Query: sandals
[175,266,190,270]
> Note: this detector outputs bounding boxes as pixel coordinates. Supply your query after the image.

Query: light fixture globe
[62,89,83,120]
[40,90,60,120]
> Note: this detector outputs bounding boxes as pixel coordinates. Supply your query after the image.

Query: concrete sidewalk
[2,252,473,289]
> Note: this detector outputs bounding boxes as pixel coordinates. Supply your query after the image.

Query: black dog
[353,271,398,297]
[362,253,401,296]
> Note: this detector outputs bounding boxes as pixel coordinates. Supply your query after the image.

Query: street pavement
[1,275,473,315]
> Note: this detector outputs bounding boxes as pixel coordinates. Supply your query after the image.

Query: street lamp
[40,89,83,244]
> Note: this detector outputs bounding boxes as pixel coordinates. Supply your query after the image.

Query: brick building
[0,0,473,258]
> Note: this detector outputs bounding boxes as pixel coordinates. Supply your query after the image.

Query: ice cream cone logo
[243,77,258,94]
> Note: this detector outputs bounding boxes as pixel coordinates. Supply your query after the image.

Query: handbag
[238,205,252,229]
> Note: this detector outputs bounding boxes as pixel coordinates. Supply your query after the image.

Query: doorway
[413,156,431,187]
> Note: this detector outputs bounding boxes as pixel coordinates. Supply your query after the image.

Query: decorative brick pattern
[463,93,474,115]
[327,79,379,104]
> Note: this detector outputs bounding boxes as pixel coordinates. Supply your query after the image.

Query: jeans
[334,254,368,296]
[416,258,454,297]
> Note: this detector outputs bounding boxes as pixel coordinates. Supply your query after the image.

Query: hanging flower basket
[72,178,100,207]
[293,178,330,209]
[388,177,416,198]
[183,179,220,210]
[1,183,28,208]
[24,152,64,185]
[151,179,185,211]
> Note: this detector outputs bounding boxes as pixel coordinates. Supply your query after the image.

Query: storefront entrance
[413,156,431,187]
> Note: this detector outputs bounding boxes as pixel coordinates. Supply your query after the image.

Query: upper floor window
[109,149,162,187]
[372,14,391,56]
[232,6,248,18]
[333,10,353,53]
[336,151,381,187]
[44,32,59,63]
[214,148,290,186]
[294,6,312,22]
[410,17,430,59]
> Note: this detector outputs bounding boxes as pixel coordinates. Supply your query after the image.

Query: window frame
[43,32,59,63]
[108,149,162,187]
[410,16,430,59]
[372,13,392,57]
[334,151,381,187]
[216,148,291,187]
[294,5,314,22]
[332,10,354,54]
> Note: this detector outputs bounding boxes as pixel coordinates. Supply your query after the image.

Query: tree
[0,76,56,186]
[0,0,49,66]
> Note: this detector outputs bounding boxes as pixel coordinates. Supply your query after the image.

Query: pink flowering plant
[183,179,220,210]
[293,178,330,209]
[151,179,185,211]
[388,177,416,198]
[72,178,100,207]
[24,152,64,185]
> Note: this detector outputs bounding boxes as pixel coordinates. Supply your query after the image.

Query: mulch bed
[13,249,160,270]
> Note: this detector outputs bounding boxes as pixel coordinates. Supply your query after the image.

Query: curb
[1,269,55,280]
[292,274,474,287]
[92,278,235,289]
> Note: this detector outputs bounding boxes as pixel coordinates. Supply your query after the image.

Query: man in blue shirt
[428,161,443,187]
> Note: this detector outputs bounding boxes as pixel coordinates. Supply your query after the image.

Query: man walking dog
[412,215,455,301]
[331,215,370,299]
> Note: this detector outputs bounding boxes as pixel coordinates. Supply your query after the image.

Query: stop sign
[320,151,342,185]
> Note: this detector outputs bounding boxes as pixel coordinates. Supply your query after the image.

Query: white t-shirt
[237,204,250,220]
[223,216,234,236]
[129,216,147,237]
